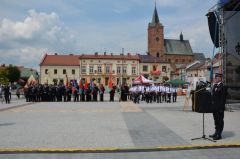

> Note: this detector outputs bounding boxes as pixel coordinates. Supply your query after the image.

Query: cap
[215,73,222,78]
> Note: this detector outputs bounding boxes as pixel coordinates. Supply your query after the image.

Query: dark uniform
[109,88,115,102]
[92,85,99,101]
[99,85,105,102]
[4,86,10,104]
[210,73,227,140]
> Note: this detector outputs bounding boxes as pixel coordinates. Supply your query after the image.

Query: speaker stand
[191,113,216,142]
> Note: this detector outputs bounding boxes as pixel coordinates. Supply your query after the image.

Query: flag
[108,75,113,89]
[64,75,69,87]
[79,80,83,89]
[84,80,89,90]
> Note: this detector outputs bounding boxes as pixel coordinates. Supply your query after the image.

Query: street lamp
[236,42,240,55]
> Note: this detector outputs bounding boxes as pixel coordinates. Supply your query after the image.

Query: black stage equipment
[207,12,219,48]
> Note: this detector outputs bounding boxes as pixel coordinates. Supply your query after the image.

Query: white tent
[133,75,154,84]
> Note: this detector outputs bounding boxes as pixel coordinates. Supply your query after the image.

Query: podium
[192,86,216,142]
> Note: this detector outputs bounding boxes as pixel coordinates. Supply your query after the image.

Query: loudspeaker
[207,12,219,48]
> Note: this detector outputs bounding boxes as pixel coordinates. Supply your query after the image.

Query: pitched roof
[40,54,80,66]
[139,55,167,63]
[194,53,206,61]
[80,54,139,60]
[187,62,205,71]
[164,39,193,55]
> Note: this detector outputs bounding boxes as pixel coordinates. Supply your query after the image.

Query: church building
[147,4,194,64]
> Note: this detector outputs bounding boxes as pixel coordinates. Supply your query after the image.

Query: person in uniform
[166,85,171,103]
[92,84,99,101]
[172,86,177,103]
[156,84,161,103]
[209,73,227,140]
[109,87,115,102]
[162,85,166,102]
[99,84,105,102]
[3,85,10,104]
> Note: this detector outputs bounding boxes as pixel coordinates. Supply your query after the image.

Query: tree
[0,69,9,85]
[5,66,20,83]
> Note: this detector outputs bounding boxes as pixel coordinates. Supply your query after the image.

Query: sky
[0,0,218,70]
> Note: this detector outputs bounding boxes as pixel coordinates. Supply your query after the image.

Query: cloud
[0,9,77,68]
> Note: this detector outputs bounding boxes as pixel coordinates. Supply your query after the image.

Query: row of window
[142,65,168,72]
[81,66,136,74]
[45,69,75,75]
[45,66,137,75]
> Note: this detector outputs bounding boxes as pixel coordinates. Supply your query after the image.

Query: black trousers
[213,111,224,135]
[100,94,104,101]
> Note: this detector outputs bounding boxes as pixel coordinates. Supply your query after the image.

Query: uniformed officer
[99,84,105,102]
[209,73,227,140]
[109,87,115,102]
[172,86,177,103]
[166,85,171,103]
[3,85,10,104]
[92,84,99,101]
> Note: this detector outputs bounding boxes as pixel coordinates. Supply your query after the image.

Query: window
[189,60,192,62]
[162,66,167,72]
[182,59,185,62]
[72,69,75,75]
[54,69,57,74]
[81,66,86,74]
[106,66,110,74]
[123,66,127,74]
[45,69,48,74]
[157,52,160,58]
[168,59,171,62]
[117,78,120,85]
[63,69,66,74]
[89,66,94,74]
[143,65,148,72]
[97,66,102,73]
[175,59,178,63]
[132,67,136,74]
[117,66,121,74]
[153,65,157,71]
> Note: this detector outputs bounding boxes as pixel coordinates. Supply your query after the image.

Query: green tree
[5,66,20,83]
[0,69,9,85]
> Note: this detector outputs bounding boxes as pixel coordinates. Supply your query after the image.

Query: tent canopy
[133,75,154,84]
[167,79,189,86]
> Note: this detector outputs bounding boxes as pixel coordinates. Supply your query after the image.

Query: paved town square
[0,95,240,158]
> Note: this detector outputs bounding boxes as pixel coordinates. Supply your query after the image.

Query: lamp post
[236,42,240,55]
[121,48,124,86]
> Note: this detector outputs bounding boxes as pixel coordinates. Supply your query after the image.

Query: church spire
[152,1,160,24]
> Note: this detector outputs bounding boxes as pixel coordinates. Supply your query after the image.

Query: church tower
[148,3,164,58]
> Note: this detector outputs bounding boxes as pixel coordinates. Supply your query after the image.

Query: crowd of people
[0,82,178,105]
[129,84,178,104]
[22,83,109,102]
